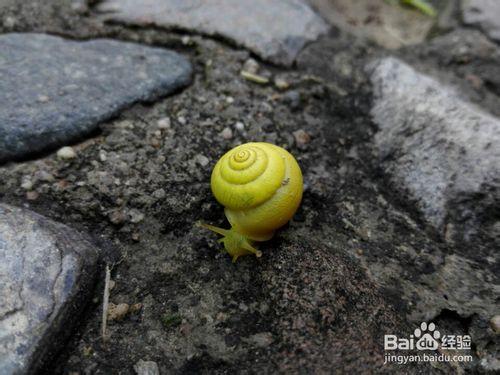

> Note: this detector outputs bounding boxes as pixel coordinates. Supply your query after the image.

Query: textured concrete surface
[0,33,192,163]
[0,203,99,374]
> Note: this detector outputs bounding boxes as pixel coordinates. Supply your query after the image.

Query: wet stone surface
[96,0,329,66]
[0,203,99,374]
[0,33,192,163]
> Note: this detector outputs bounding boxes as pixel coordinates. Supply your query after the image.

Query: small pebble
[57,146,77,160]
[37,95,50,103]
[225,96,234,104]
[221,127,233,140]
[177,116,187,125]
[133,359,159,375]
[26,191,39,201]
[491,315,500,333]
[152,188,166,199]
[235,122,245,132]
[107,303,130,321]
[293,129,311,147]
[157,117,171,129]
[109,209,127,225]
[34,170,54,182]
[150,138,161,148]
[129,209,145,224]
[274,76,290,90]
[21,176,33,191]
[242,58,260,74]
[99,150,107,162]
[196,154,210,167]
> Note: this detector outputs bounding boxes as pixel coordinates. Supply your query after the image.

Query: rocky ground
[0,0,499,374]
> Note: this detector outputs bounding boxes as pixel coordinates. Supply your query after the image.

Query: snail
[201,142,303,262]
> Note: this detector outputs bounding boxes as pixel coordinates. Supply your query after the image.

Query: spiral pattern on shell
[212,143,286,210]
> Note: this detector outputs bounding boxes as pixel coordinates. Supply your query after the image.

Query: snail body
[202,142,303,262]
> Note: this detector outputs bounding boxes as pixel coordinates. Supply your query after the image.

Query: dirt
[0,1,498,374]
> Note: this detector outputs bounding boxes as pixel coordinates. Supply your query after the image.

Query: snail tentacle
[200,223,262,262]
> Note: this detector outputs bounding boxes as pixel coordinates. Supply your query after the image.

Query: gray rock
[0,33,192,163]
[97,0,329,66]
[308,0,435,49]
[462,0,500,42]
[133,359,160,375]
[0,204,99,374]
[367,57,500,240]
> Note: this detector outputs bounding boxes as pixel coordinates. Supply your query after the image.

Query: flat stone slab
[0,33,192,163]
[462,0,500,42]
[97,0,329,66]
[0,204,99,374]
[367,57,500,239]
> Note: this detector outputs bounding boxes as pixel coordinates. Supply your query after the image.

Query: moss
[161,313,182,329]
